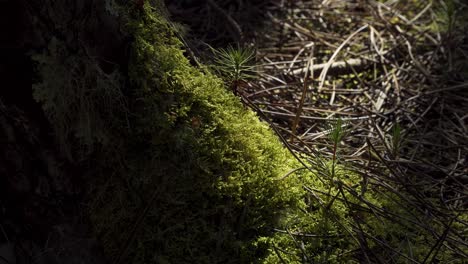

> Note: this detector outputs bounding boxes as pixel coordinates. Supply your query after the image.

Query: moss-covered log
[83,3,305,263]
[2,0,306,263]
[3,0,465,263]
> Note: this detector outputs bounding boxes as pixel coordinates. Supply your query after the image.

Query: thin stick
[291,50,314,141]
[317,24,369,92]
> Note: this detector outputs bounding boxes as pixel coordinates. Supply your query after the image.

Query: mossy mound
[84,2,305,263]
[31,1,466,263]
[30,1,307,262]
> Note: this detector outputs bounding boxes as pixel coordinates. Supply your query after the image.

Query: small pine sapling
[210,44,256,95]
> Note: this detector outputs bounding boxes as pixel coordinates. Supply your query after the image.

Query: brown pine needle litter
[168,0,468,262]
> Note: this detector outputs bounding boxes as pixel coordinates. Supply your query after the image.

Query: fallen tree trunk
[0,1,305,263]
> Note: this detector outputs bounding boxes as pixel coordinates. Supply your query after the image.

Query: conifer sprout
[326,118,349,179]
[210,44,257,94]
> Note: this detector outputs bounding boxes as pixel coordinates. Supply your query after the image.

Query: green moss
[86,2,306,263]
[31,1,466,263]
[261,163,466,263]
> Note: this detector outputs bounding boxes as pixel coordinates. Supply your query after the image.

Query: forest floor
[1,1,466,263]
[167,0,468,261]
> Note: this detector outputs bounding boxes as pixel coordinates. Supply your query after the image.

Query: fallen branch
[290,56,377,76]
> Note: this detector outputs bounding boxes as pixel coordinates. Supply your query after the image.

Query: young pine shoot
[327,118,348,178]
[211,45,256,95]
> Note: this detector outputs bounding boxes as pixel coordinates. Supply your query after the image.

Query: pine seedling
[318,118,349,209]
[210,44,256,94]
[327,118,348,178]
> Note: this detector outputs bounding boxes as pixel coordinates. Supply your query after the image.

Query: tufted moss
[262,166,466,264]
[31,1,465,263]
[86,2,307,263]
